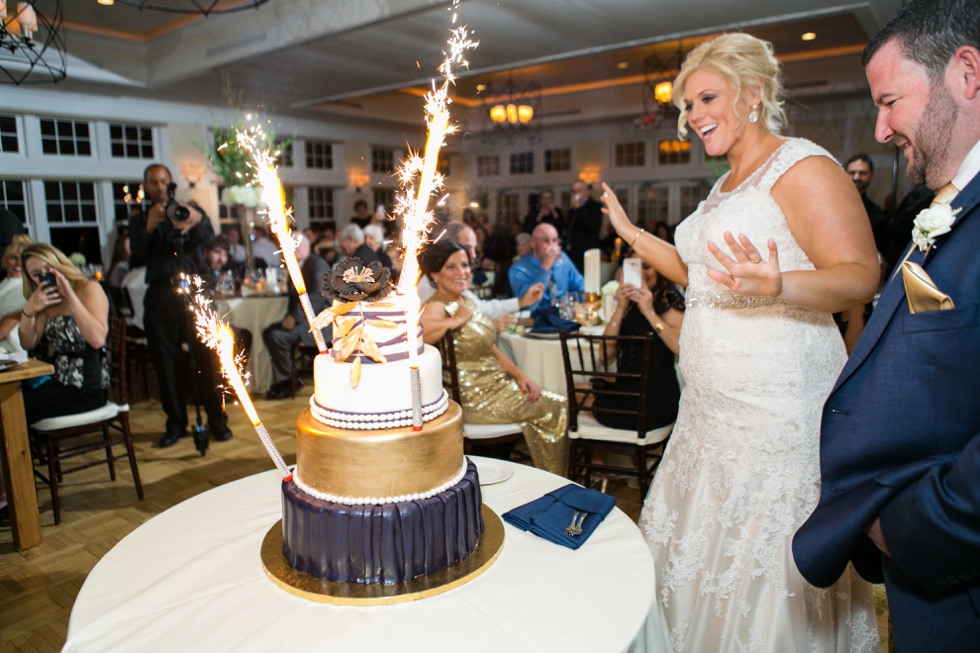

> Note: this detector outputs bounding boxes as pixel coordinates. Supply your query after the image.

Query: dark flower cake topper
[321,257,393,303]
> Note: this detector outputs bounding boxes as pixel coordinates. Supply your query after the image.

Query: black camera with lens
[165,182,190,223]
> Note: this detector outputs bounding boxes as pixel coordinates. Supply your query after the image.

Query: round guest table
[499,325,605,396]
[63,457,669,653]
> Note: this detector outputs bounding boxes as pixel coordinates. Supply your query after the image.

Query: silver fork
[563,511,581,536]
[566,511,587,537]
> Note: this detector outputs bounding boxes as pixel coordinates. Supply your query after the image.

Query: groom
[793,0,980,649]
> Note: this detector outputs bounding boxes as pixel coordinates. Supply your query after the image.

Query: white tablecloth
[216,295,289,394]
[500,325,605,396]
[63,458,669,653]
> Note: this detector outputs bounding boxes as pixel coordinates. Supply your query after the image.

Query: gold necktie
[929,182,959,208]
[891,182,960,281]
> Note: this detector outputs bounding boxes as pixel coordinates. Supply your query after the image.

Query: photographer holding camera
[130,164,232,449]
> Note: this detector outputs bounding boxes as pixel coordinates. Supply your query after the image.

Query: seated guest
[419,221,543,319]
[595,261,684,431]
[203,236,253,379]
[203,236,231,286]
[363,224,393,270]
[262,236,330,400]
[18,244,109,424]
[513,232,531,260]
[224,226,247,264]
[251,225,279,268]
[509,223,584,311]
[337,224,379,266]
[0,235,32,351]
[107,235,130,288]
[421,240,568,475]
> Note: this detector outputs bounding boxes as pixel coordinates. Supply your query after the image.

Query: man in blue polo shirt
[509,223,584,312]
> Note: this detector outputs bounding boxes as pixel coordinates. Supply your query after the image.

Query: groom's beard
[906,81,959,187]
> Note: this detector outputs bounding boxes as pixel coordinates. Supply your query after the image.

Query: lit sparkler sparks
[394,24,479,368]
[235,126,329,355]
[182,276,293,481]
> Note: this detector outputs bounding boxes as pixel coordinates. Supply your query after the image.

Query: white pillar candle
[17,3,36,34]
[583,248,601,295]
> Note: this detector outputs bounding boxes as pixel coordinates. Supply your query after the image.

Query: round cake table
[63,457,670,653]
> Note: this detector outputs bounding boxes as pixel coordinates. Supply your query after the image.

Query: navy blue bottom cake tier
[281,459,484,585]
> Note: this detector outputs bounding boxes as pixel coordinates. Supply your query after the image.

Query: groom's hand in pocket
[864,516,890,556]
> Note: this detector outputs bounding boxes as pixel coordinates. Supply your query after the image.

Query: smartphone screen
[623,258,642,288]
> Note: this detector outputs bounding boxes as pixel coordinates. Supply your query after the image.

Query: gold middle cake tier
[295,401,464,501]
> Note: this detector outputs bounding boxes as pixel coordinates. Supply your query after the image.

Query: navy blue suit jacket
[793,169,980,606]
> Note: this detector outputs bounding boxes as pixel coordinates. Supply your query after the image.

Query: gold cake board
[261,504,504,606]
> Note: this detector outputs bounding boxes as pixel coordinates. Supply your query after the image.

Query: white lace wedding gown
[638,139,879,653]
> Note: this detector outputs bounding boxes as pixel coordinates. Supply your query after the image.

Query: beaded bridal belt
[684,290,782,310]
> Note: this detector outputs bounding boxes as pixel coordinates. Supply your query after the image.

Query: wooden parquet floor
[0,389,892,652]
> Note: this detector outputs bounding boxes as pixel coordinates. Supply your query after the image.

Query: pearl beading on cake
[292,458,469,506]
[684,290,781,310]
[308,389,449,429]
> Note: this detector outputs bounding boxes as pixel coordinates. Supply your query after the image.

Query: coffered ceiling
[20,0,901,125]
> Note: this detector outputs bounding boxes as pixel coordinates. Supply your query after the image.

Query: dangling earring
[749,104,759,124]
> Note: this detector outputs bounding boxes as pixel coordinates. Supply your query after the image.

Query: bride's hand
[599,183,630,235]
[706,232,782,297]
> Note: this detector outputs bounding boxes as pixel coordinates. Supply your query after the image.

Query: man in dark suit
[793,1,980,649]
[262,236,330,400]
[844,153,888,252]
[565,180,603,272]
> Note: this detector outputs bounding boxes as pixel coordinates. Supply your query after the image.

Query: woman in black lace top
[19,244,110,424]
[593,260,685,432]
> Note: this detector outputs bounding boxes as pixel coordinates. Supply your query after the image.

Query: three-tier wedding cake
[280,258,484,585]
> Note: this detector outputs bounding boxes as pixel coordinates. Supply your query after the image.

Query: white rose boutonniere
[912,204,961,251]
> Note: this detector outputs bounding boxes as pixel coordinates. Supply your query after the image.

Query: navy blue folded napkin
[529,306,580,335]
[503,484,616,549]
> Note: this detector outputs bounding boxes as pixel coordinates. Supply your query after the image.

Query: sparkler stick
[393,25,477,428]
[182,277,293,481]
[236,128,329,355]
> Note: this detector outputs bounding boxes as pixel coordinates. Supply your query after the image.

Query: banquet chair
[290,343,319,398]
[559,332,672,497]
[29,317,144,525]
[106,285,151,401]
[438,329,531,463]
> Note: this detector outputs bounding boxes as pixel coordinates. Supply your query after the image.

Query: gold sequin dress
[434,296,568,475]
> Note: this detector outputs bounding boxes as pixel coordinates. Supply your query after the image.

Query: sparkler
[182,276,293,481]
[393,19,477,428]
[235,126,329,355]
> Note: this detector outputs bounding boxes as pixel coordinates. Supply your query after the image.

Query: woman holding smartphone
[19,243,109,424]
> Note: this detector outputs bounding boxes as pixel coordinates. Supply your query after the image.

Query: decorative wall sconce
[350,171,371,192]
[180,163,206,188]
[578,169,601,186]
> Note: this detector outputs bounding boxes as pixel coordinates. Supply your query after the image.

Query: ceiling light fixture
[110,0,269,16]
[0,0,67,86]
[481,74,541,142]
[475,83,486,92]
[801,32,816,41]
[642,44,684,130]
[97,0,114,5]
[617,62,628,69]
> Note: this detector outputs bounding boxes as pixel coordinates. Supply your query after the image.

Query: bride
[603,34,881,652]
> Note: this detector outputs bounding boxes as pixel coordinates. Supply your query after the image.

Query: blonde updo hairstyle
[21,243,90,299]
[672,33,787,140]
[3,234,32,264]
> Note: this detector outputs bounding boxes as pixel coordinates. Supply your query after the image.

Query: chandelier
[102,0,269,15]
[641,45,685,131]
[0,0,67,85]
[480,75,541,141]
